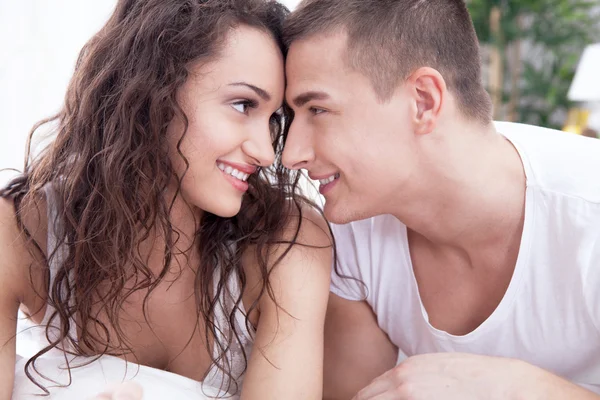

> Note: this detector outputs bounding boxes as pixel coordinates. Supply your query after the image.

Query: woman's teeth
[319,173,340,185]
[218,163,250,182]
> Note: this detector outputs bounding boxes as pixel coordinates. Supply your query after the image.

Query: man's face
[283,31,420,224]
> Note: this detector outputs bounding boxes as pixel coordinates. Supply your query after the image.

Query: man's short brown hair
[284,0,492,123]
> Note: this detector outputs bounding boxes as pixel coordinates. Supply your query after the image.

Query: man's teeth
[319,174,339,185]
[217,163,250,182]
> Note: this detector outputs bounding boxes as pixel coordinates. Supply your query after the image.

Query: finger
[88,395,112,400]
[353,392,401,400]
[370,393,404,400]
[88,385,116,400]
[92,382,120,397]
[112,381,143,400]
[352,378,396,400]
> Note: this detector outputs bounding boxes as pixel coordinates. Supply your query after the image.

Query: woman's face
[167,25,284,218]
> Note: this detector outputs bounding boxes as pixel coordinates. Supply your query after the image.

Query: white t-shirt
[331,122,600,393]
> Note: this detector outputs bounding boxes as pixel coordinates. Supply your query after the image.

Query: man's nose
[282,120,315,170]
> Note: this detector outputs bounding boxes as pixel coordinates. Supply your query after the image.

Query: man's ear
[407,67,446,135]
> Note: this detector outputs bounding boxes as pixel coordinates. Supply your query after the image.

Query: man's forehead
[287,30,348,66]
[285,32,350,89]
[285,60,335,106]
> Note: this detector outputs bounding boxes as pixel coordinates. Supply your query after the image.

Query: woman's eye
[232,103,248,113]
[231,100,257,114]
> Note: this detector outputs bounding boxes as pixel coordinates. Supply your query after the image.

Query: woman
[0,1,331,399]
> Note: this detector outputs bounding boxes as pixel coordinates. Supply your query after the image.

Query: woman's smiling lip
[217,160,258,174]
[221,170,250,192]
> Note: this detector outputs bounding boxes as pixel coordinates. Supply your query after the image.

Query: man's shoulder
[496,121,600,203]
[330,214,408,266]
[330,214,405,241]
[329,214,410,301]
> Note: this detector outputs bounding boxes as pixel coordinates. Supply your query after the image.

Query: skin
[282,30,600,400]
[1,25,332,400]
[166,26,280,220]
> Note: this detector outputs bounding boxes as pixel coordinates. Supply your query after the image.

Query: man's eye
[309,107,326,115]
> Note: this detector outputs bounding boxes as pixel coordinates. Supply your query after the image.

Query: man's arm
[526,363,600,399]
[352,353,600,400]
[324,293,397,400]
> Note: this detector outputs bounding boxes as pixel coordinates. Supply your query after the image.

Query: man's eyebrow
[228,82,271,101]
[291,91,330,108]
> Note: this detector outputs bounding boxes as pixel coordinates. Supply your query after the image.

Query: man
[282,0,600,399]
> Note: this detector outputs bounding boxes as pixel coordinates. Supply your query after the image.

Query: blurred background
[468,0,600,133]
[1,0,599,189]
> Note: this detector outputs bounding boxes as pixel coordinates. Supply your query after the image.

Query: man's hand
[352,353,600,400]
[90,381,143,400]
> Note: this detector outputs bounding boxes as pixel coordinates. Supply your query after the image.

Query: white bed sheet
[13,354,226,400]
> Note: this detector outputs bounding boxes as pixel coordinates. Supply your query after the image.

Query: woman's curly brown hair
[1,0,317,395]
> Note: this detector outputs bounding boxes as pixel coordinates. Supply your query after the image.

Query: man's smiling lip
[308,172,339,181]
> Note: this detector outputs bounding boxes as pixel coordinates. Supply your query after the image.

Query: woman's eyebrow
[228,82,271,101]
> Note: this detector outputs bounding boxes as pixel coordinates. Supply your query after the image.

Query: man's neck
[388,121,527,265]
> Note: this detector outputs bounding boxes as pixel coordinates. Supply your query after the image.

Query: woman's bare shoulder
[241,199,332,296]
[243,199,332,264]
[286,200,331,247]
[0,195,48,318]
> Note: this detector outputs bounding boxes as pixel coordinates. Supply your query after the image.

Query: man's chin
[323,202,353,225]
[324,200,377,225]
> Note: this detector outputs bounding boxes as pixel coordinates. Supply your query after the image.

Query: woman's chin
[207,198,243,218]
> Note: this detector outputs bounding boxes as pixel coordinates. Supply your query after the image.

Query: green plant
[467,0,599,129]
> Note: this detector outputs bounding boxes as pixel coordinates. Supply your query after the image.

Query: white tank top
[15,185,254,399]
